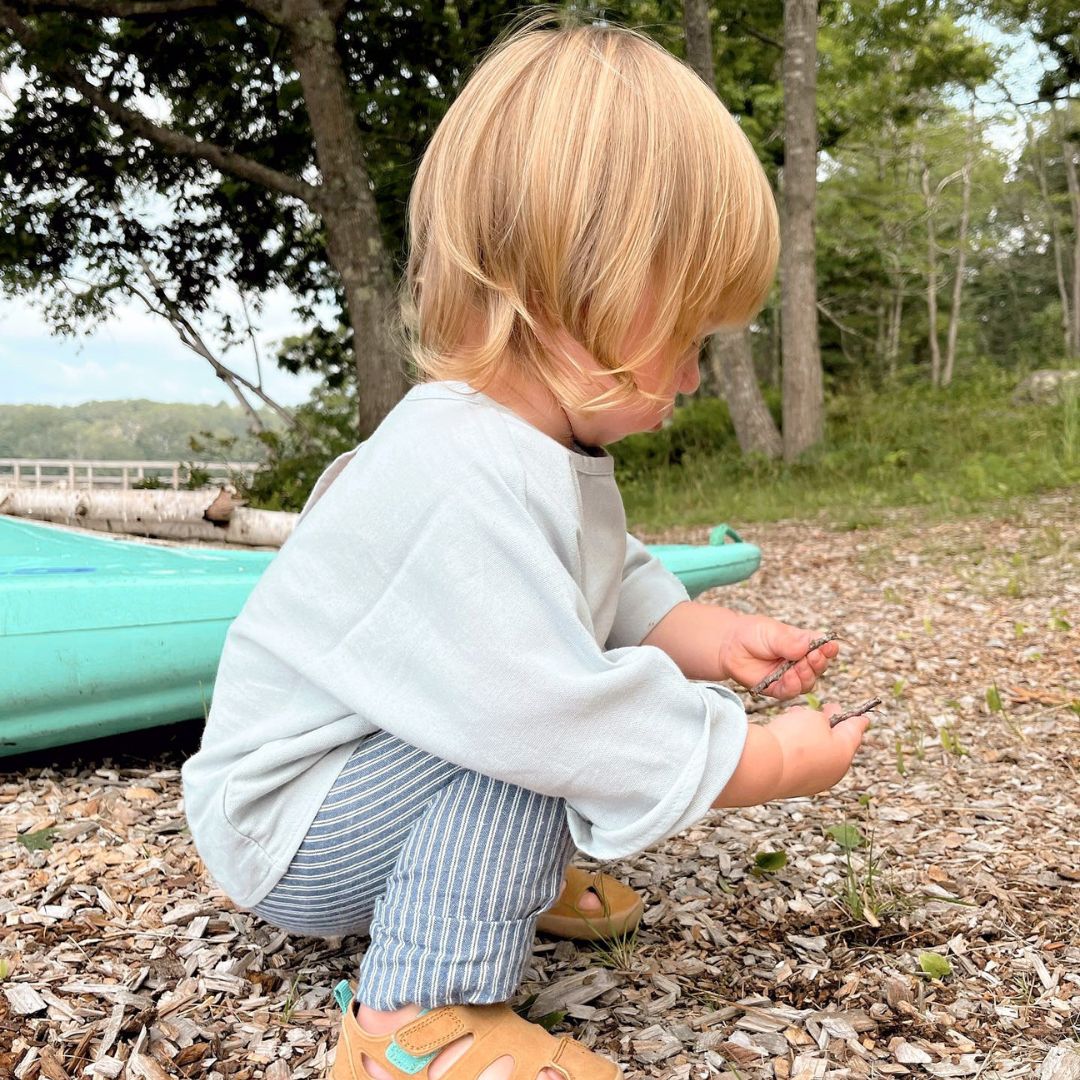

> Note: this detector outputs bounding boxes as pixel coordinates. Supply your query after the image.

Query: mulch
[3,488,1078,1079]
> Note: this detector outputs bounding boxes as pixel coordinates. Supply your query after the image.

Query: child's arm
[640,600,740,680]
[642,601,838,697]
[711,704,870,807]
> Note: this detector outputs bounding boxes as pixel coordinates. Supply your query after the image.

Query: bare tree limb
[239,289,265,390]
[0,0,320,205]
[731,16,781,50]
[127,275,265,428]
[129,255,300,431]
[817,300,873,343]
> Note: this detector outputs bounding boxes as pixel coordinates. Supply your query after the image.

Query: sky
[0,17,1055,410]
[0,284,325,408]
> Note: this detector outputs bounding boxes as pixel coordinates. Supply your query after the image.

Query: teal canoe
[0,515,759,757]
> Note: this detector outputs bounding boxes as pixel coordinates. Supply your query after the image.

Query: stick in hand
[750,633,840,699]
[829,697,882,727]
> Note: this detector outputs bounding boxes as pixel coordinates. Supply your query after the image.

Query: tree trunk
[285,1,409,438]
[887,280,905,378]
[1042,161,1073,355]
[1029,109,1072,357]
[682,0,781,456]
[707,332,783,457]
[780,0,823,461]
[1063,137,1080,357]
[920,156,942,387]
[681,0,715,85]
[943,114,973,388]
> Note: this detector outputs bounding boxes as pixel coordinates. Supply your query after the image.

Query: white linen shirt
[180,380,748,908]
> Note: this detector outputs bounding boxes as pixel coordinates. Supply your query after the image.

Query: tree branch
[129,251,299,431]
[0,0,320,205]
[10,0,233,16]
[731,17,781,50]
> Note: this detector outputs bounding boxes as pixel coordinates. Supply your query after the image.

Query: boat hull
[0,516,759,757]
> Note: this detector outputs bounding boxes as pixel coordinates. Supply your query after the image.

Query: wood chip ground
[3,490,1078,1078]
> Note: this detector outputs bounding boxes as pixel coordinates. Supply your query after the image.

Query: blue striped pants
[251,730,578,1010]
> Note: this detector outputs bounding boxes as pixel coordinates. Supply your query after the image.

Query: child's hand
[719,615,838,698]
[767,703,869,798]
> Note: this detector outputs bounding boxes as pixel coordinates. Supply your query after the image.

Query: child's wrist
[712,723,784,808]
[711,607,743,682]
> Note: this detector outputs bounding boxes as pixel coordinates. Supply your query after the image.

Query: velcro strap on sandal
[551,1036,607,1077]
[395,1007,468,1055]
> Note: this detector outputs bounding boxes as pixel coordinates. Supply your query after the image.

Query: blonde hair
[397,7,779,412]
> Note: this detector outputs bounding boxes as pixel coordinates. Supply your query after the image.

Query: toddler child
[181,13,868,1080]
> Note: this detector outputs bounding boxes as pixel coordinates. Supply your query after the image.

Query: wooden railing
[0,458,262,491]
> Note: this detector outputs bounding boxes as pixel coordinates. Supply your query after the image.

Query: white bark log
[0,488,298,548]
[0,487,237,523]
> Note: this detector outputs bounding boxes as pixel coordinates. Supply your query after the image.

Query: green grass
[615,365,1080,531]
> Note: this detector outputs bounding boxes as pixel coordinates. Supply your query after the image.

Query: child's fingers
[773,661,814,698]
[807,640,839,673]
[832,710,871,753]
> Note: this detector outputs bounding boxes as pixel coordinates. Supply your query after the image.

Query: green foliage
[938,724,968,757]
[614,365,1080,529]
[280,973,303,1024]
[918,951,953,980]
[753,849,788,874]
[235,386,359,512]
[588,925,642,972]
[0,400,273,461]
[826,823,866,852]
[513,995,568,1031]
[606,396,736,485]
[17,827,56,851]
[834,829,908,926]
[988,0,1079,102]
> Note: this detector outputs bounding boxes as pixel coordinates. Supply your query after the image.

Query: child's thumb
[835,711,871,752]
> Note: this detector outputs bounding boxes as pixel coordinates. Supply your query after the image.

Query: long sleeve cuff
[564,682,748,860]
[606,535,691,649]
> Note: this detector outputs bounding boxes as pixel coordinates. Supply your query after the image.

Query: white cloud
[55,359,110,387]
[0,273,331,407]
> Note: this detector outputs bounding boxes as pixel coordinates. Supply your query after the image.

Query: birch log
[0,488,298,548]
[0,487,235,523]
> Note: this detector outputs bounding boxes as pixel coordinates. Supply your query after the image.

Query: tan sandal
[329,980,621,1079]
[535,869,643,943]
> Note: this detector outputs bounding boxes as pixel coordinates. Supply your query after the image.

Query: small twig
[750,633,841,699]
[830,698,882,728]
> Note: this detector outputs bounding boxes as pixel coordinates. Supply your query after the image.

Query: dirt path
[3,489,1078,1079]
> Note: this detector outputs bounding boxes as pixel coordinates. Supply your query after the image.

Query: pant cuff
[356,910,542,1010]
